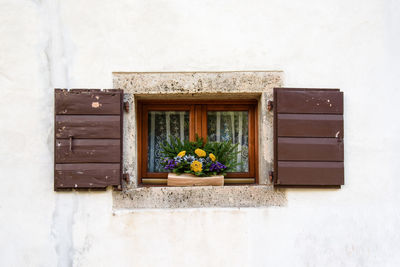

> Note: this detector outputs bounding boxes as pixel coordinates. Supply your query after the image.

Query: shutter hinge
[269,171,274,183]
[123,101,130,112]
[267,100,273,111]
[123,173,130,183]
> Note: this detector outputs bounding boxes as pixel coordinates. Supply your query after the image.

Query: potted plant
[161,137,240,186]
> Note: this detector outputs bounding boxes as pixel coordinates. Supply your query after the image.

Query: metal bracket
[123,101,130,112]
[269,171,274,183]
[123,173,130,183]
[267,100,273,111]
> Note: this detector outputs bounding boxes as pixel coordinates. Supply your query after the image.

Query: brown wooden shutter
[54,89,123,190]
[273,88,344,186]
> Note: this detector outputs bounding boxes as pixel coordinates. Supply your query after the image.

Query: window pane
[147,111,189,172]
[207,111,249,172]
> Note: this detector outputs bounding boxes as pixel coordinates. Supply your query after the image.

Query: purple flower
[164,159,178,170]
[209,161,227,172]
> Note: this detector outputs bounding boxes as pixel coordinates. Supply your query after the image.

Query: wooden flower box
[167,173,224,186]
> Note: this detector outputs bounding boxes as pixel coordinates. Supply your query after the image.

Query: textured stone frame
[112,71,286,208]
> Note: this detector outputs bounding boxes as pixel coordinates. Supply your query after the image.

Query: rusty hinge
[269,171,274,183]
[267,100,273,111]
[123,101,130,112]
[123,173,130,183]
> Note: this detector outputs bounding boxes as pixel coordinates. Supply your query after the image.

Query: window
[137,100,258,185]
[53,85,344,194]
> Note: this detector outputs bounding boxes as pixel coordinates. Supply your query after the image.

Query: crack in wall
[37,0,75,265]
[51,194,78,267]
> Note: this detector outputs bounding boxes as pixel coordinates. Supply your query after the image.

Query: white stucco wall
[1,0,400,266]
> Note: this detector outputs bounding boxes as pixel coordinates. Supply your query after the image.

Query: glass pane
[207,111,249,172]
[147,111,189,172]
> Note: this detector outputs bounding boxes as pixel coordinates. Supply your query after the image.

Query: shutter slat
[56,115,120,139]
[277,161,344,186]
[276,89,343,114]
[278,137,343,161]
[55,164,120,189]
[274,88,344,187]
[55,139,120,163]
[55,89,121,115]
[54,89,123,190]
[277,114,343,137]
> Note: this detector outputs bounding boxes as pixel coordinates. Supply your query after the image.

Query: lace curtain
[207,111,249,172]
[147,110,249,173]
[147,111,189,172]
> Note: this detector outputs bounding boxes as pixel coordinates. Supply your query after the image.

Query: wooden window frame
[137,99,258,185]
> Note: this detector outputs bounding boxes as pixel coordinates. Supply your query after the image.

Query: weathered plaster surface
[115,186,286,209]
[1,0,400,266]
[113,71,282,94]
[112,71,284,208]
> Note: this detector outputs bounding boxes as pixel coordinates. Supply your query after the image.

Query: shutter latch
[69,135,73,151]
[267,100,273,111]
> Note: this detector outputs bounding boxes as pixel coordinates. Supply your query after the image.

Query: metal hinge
[123,173,130,183]
[269,171,274,183]
[267,100,273,111]
[123,101,130,112]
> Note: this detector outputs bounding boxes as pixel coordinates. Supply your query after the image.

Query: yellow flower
[190,160,203,172]
[209,153,216,162]
[177,151,186,157]
[195,148,206,158]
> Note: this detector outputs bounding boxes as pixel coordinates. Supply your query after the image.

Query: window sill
[141,178,256,185]
[113,185,286,209]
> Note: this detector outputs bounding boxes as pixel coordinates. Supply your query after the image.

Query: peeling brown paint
[91,102,100,108]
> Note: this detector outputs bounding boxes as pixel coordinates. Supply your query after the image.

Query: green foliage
[203,140,241,172]
[160,135,241,177]
[160,135,203,159]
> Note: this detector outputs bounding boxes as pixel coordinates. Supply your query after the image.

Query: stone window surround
[112,71,286,209]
